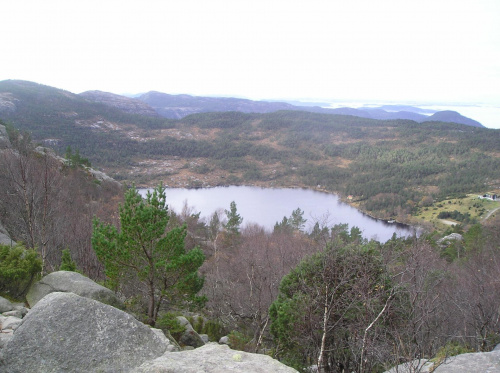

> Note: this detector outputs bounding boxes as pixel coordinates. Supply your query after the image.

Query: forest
[1,81,499,224]
[1,120,500,372]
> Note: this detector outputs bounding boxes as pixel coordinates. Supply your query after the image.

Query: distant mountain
[80,90,159,117]
[375,105,436,114]
[357,108,428,122]
[423,110,483,128]
[137,90,484,127]
[0,80,169,144]
[138,91,297,119]
[0,80,484,134]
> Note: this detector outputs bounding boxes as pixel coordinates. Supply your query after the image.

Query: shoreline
[138,183,422,237]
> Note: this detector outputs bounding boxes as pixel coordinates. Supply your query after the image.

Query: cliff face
[80,90,159,117]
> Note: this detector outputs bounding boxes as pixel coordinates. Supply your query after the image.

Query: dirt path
[482,206,500,221]
[440,219,458,226]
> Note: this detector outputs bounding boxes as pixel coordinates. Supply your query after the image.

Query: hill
[135,90,484,127]
[80,90,159,117]
[0,80,498,223]
[137,91,297,119]
[423,110,483,127]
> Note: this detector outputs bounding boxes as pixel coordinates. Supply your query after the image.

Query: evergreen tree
[92,184,205,326]
[224,201,243,235]
[59,249,77,272]
[290,207,307,232]
[274,207,307,233]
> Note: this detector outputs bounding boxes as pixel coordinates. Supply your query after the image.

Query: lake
[139,186,417,242]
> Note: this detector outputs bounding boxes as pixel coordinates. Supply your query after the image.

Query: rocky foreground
[1,271,500,372]
[0,271,297,373]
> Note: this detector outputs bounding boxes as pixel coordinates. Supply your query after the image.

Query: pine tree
[224,201,243,235]
[92,184,205,326]
[59,249,77,271]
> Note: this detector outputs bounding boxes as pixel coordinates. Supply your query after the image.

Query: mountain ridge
[135,89,484,127]
[0,80,484,128]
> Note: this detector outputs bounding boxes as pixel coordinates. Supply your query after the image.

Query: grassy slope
[414,193,500,230]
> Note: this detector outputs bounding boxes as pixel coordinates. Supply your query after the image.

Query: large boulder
[132,342,298,373]
[384,350,500,372]
[437,233,463,247]
[151,328,181,352]
[0,296,13,313]
[26,270,124,309]
[176,316,205,348]
[0,292,168,372]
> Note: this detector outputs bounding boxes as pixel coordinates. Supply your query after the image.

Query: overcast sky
[2,1,499,107]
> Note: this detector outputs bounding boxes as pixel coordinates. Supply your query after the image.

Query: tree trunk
[318,284,329,373]
[148,280,156,326]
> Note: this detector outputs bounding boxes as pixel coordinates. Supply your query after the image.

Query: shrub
[228,330,251,351]
[202,320,225,342]
[194,316,204,334]
[0,244,42,299]
[156,312,186,341]
[59,249,77,271]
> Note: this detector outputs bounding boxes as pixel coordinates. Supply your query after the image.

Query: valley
[1,80,499,232]
[2,80,500,372]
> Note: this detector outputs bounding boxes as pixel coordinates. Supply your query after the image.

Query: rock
[176,316,205,348]
[200,333,209,343]
[11,306,28,317]
[0,316,22,331]
[0,292,167,372]
[438,233,463,247]
[430,350,500,372]
[1,310,22,319]
[0,297,13,313]
[219,335,230,345]
[384,359,432,373]
[384,350,500,372]
[26,270,124,309]
[87,167,120,184]
[151,328,180,352]
[0,329,14,349]
[132,342,298,372]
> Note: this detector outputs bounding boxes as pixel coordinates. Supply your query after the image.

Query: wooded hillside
[1,80,499,223]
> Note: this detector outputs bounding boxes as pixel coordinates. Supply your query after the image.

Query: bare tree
[0,148,62,273]
[385,239,451,373]
[203,224,312,351]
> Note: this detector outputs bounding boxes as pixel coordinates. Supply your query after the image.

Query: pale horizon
[2,0,499,127]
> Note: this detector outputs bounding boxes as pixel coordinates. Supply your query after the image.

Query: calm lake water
[139,186,416,242]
